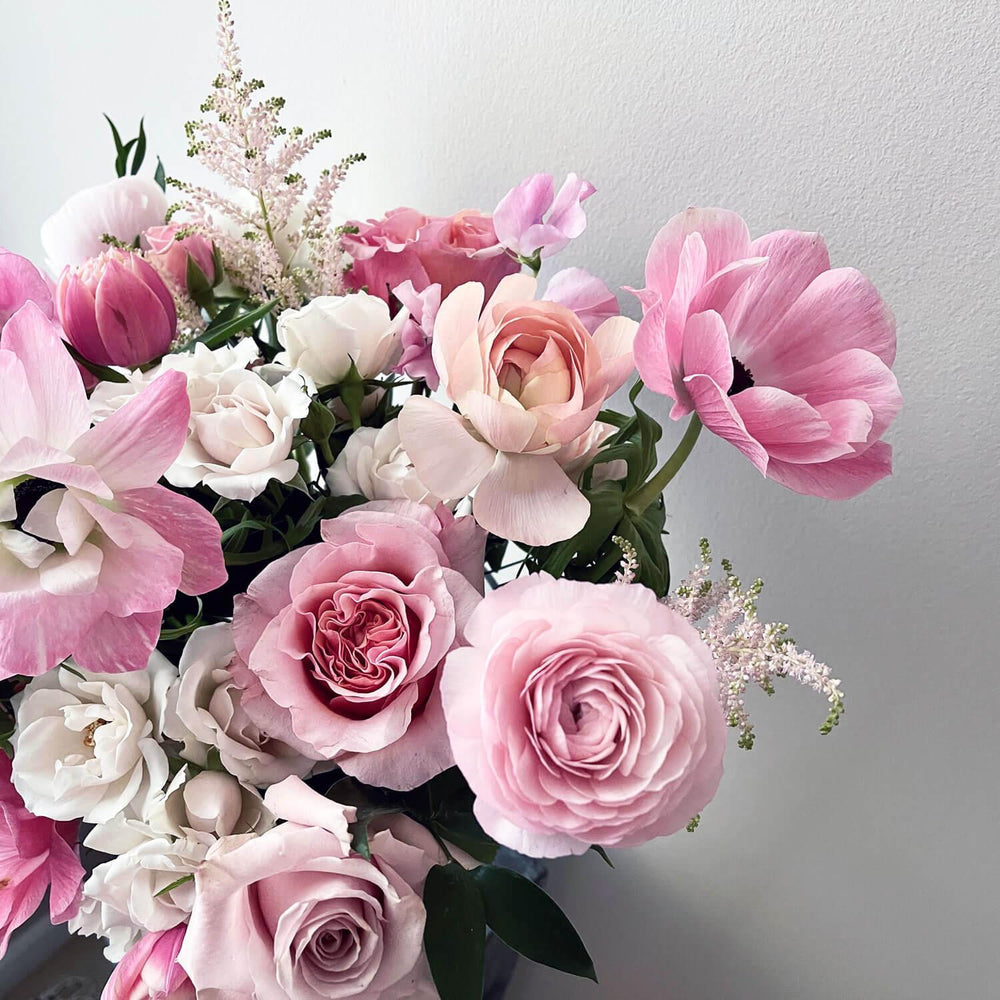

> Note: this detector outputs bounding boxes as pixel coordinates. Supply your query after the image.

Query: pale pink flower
[493,172,595,259]
[57,248,177,367]
[343,207,519,302]
[391,280,441,389]
[0,303,227,677]
[142,224,216,295]
[0,751,84,957]
[231,501,484,791]
[633,207,901,499]
[40,176,168,273]
[102,924,194,1000]
[543,267,619,333]
[440,575,727,857]
[0,249,54,328]
[179,777,441,1000]
[397,274,636,545]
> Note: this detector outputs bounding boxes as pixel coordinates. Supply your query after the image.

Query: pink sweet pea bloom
[633,207,902,499]
[391,280,441,389]
[0,304,227,677]
[397,274,636,545]
[142,224,216,295]
[0,752,84,957]
[56,248,177,367]
[343,207,519,303]
[102,924,194,1000]
[493,172,595,259]
[0,249,54,328]
[440,575,726,858]
[543,267,619,334]
[231,501,484,791]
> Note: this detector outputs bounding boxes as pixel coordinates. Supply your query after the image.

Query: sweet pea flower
[441,575,727,857]
[0,752,84,958]
[342,207,519,303]
[0,248,54,328]
[57,248,177,367]
[142,224,216,295]
[543,267,619,333]
[0,304,226,677]
[41,176,168,273]
[493,172,595,259]
[633,207,902,499]
[102,925,194,1000]
[391,280,441,388]
[397,274,636,545]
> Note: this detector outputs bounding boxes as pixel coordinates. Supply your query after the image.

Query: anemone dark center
[729,357,755,396]
[11,478,62,530]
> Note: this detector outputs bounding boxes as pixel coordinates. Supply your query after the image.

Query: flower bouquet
[0,3,901,998]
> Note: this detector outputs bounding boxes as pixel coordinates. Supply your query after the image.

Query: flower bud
[143,224,217,294]
[181,770,244,837]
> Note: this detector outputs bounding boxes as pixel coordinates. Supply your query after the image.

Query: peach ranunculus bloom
[398,274,636,546]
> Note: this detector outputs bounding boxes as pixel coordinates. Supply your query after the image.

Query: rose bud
[56,247,177,366]
[181,770,245,838]
[143,223,217,295]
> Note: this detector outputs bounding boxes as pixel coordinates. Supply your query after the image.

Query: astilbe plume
[169,0,363,308]
[663,539,845,749]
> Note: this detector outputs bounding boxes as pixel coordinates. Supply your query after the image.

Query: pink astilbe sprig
[168,0,364,307]
[668,539,845,749]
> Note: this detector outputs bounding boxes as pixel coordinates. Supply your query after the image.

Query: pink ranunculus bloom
[231,500,485,791]
[343,207,519,303]
[179,776,441,1000]
[440,575,727,858]
[142,224,216,295]
[391,280,442,389]
[0,303,227,677]
[102,924,194,1000]
[56,247,177,367]
[0,751,84,958]
[397,274,637,546]
[40,176,168,274]
[0,248,55,329]
[493,172,596,259]
[633,207,902,499]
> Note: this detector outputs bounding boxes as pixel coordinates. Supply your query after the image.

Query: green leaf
[131,117,147,174]
[590,845,615,868]
[154,156,166,192]
[63,342,129,384]
[431,815,499,865]
[300,398,336,446]
[337,360,366,430]
[186,252,215,310]
[423,863,486,1000]
[104,114,125,175]
[115,137,138,179]
[154,874,194,898]
[472,865,597,982]
[185,298,277,351]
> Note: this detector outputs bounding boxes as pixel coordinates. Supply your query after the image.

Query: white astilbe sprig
[168,0,364,307]
[612,535,639,585]
[668,538,845,750]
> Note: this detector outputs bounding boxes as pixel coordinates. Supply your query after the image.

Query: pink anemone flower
[0,302,227,677]
[633,208,901,499]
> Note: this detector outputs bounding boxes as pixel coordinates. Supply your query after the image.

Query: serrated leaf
[472,865,597,982]
[423,863,486,1000]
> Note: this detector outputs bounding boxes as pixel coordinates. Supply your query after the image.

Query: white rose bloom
[69,835,208,961]
[275,290,405,385]
[327,419,454,506]
[90,339,312,501]
[162,623,314,786]
[11,656,174,824]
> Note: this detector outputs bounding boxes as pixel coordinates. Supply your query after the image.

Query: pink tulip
[632,207,902,499]
[142,224,216,294]
[0,303,227,677]
[0,249,54,328]
[0,752,84,957]
[56,248,177,367]
[103,924,194,1000]
[493,172,595,260]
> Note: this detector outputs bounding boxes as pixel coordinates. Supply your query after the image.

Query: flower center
[729,356,755,396]
[82,719,108,748]
[11,478,61,530]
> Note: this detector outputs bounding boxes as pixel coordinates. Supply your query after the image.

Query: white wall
[1,1,997,997]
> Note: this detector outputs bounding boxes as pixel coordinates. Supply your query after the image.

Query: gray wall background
[1,1,997,997]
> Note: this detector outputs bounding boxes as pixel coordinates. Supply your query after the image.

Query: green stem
[626,414,703,515]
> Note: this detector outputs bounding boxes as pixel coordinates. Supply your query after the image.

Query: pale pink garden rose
[493,172,595,259]
[0,248,55,328]
[102,924,194,1000]
[440,575,727,857]
[0,304,226,677]
[343,207,519,302]
[56,248,177,367]
[0,751,84,958]
[633,207,902,499]
[231,500,485,790]
[142,224,216,294]
[179,776,442,1000]
[40,176,168,273]
[397,274,637,545]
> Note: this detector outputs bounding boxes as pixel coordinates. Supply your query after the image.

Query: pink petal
[72,610,162,673]
[766,440,894,499]
[633,301,679,399]
[457,390,537,453]
[72,369,190,491]
[0,248,54,327]
[429,280,487,399]
[683,373,769,474]
[472,452,589,545]
[94,257,174,364]
[117,485,227,596]
[493,173,556,255]
[591,315,637,393]
[46,829,85,924]
[544,267,619,334]
[681,309,735,392]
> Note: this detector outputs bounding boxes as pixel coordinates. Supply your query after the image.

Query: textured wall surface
[1,1,997,997]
